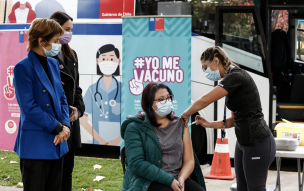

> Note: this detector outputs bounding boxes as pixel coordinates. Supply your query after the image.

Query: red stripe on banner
[24,31,28,42]
[100,0,123,19]
[155,17,164,31]
[99,0,135,18]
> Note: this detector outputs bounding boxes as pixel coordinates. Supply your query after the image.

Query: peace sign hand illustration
[129,79,144,96]
[4,76,15,100]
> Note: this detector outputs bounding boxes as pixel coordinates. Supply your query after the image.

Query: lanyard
[221,66,233,142]
[221,96,227,142]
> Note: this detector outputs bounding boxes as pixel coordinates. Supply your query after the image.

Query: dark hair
[50,11,77,62]
[141,82,175,127]
[200,46,238,75]
[27,18,64,51]
[96,44,120,75]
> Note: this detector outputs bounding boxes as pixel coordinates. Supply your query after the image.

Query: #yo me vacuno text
[129,56,184,95]
[133,56,184,83]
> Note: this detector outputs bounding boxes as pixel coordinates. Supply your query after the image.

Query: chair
[121,146,126,174]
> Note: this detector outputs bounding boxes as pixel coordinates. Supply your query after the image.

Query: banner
[0,24,123,149]
[121,16,192,125]
[0,30,28,150]
[69,24,123,146]
[77,0,135,19]
[0,0,135,24]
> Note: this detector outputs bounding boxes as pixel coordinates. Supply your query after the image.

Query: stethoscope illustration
[89,75,119,118]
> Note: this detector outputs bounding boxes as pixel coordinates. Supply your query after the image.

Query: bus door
[215,6,271,158]
[266,5,304,125]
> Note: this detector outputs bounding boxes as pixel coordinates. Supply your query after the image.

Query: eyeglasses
[202,60,214,72]
[154,95,174,104]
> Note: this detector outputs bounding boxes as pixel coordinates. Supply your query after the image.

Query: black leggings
[147,178,205,191]
[235,135,276,191]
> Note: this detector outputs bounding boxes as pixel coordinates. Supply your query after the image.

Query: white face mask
[98,60,119,75]
[19,0,26,4]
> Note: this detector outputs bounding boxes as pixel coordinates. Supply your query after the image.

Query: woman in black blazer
[50,11,85,191]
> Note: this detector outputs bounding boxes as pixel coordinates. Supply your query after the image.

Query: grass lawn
[0,150,123,191]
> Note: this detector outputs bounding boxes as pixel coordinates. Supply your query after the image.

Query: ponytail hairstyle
[50,11,77,62]
[200,46,238,76]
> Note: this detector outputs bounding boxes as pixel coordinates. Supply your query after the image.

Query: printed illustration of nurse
[80,44,121,146]
[7,0,36,23]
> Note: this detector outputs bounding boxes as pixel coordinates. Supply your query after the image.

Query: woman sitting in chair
[121,82,206,191]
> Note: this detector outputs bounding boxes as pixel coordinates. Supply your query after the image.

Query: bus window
[135,0,259,39]
[296,24,304,61]
[219,11,266,74]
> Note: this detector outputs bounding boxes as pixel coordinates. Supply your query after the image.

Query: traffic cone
[204,129,236,180]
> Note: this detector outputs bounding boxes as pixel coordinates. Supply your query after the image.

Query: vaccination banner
[0,24,123,148]
[0,30,28,151]
[69,24,123,146]
[0,0,135,24]
[121,16,192,125]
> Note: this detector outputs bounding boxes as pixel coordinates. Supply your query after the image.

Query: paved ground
[201,165,298,191]
[0,186,21,191]
[0,165,300,191]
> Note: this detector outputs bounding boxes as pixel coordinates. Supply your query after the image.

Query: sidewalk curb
[0,186,23,191]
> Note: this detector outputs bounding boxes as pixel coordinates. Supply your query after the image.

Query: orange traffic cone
[205,129,236,180]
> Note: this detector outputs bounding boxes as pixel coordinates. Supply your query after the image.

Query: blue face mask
[204,63,221,81]
[205,67,221,81]
[153,101,173,117]
[43,41,61,57]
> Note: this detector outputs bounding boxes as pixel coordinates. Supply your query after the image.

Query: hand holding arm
[80,113,108,145]
[181,86,228,127]
[194,111,234,129]
[53,126,70,145]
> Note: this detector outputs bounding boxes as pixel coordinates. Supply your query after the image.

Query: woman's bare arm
[181,86,229,125]
[178,125,194,185]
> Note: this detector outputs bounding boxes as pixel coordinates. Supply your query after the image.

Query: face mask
[59,31,72,45]
[204,66,221,81]
[42,42,61,57]
[19,0,26,4]
[153,101,173,117]
[99,61,118,75]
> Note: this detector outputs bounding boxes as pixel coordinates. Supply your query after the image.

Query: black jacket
[54,50,85,149]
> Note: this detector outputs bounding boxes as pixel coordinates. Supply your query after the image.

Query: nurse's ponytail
[200,46,238,76]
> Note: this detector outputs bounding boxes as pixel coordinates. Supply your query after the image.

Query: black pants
[61,148,76,191]
[235,135,276,191]
[20,157,63,191]
[147,178,205,191]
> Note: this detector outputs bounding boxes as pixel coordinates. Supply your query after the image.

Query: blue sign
[121,16,192,147]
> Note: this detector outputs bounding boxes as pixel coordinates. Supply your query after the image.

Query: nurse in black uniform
[181,46,276,191]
